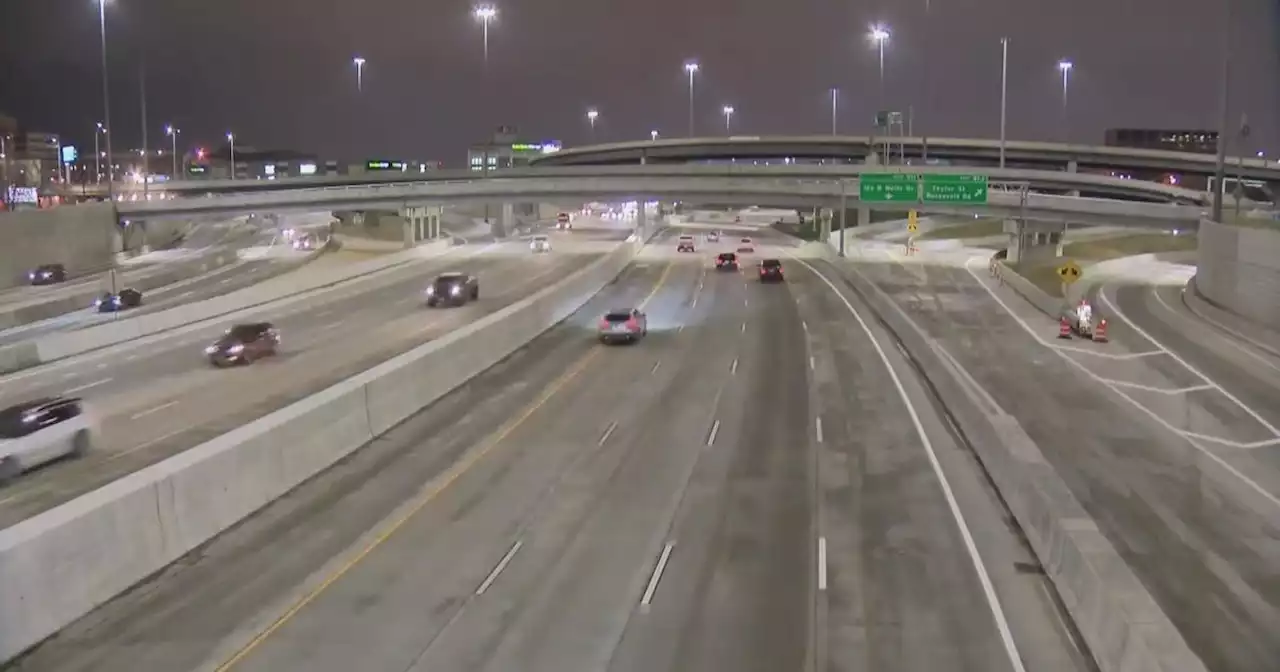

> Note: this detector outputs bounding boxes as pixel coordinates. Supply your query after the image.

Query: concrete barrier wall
[832,259,1208,672]
[0,204,118,291]
[0,238,638,663]
[1195,218,1280,330]
[993,260,1065,318]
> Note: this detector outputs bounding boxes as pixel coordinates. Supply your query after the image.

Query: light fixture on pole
[226,132,236,180]
[999,38,1009,169]
[474,6,497,66]
[651,130,659,141]
[722,105,735,135]
[870,25,890,96]
[97,0,115,199]
[684,61,699,137]
[165,125,180,179]
[1057,59,1073,143]
[586,108,599,141]
[353,57,366,92]
[830,88,839,135]
[94,122,107,183]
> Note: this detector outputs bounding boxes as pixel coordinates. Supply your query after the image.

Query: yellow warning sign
[1056,260,1083,285]
[907,210,919,233]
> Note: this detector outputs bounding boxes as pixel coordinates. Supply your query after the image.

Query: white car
[677,235,696,252]
[530,235,552,253]
[0,397,94,482]
[707,231,720,243]
[737,237,755,253]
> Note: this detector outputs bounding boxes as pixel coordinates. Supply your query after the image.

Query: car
[597,308,648,344]
[0,396,94,482]
[94,287,143,312]
[557,212,572,230]
[292,233,318,250]
[758,258,784,282]
[205,322,281,367]
[677,235,696,252]
[28,263,66,285]
[530,235,552,253]
[737,237,755,253]
[715,252,739,271]
[707,231,720,243]
[426,272,479,307]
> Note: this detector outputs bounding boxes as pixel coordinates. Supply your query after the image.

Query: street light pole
[830,88,838,135]
[1057,60,1073,143]
[353,57,366,92]
[587,108,598,142]
[871,26,889,98]
[139,59,149,200]
[722,105,734,135]
[98,0,115,200]
[651,130,659,142]
[474,6,496,67]
[165,125,180,179]
[226,132,236,180]
[999,38,1008,169]
[94,123,105,183]
[1211,0,1234,222]
[684,61,699,137]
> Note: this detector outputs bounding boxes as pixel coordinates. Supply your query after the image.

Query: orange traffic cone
[1092,318,1109,342]
[1058,317,1072,339]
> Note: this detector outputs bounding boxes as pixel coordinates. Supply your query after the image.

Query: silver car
[597,308,648,344]
[0,397,94,482]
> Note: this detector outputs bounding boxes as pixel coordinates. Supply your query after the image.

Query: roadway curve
[851,253,1280,672]
[8,228,1086,672]
[0,231,620,528]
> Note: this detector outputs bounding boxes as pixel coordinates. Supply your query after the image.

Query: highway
[849,251,1280,672]
[8,227,1083,672]
[0,231,617,528]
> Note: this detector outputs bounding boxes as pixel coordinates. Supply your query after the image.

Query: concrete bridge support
[400,205,443,248]
[1004,218,1067,264]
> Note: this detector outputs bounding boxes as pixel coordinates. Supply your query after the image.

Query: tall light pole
[226,132,236,180]
[165,125,180,179]
[830,88,839,135]
[97,0,115,199]
[353,57,366,92]
[722,105,735,135]
[1057,59,1073,143]
[1211,0,1234,222]
[999,38,1009,168]
[474,6,497,67]
[94,122,106,183]
[870,25,890,97]
[587,108,599,142]
[651,130,659,141]
[684,61,699,137]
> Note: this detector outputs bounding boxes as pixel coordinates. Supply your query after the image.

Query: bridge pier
[1065,159,1081,197]
[400,205,443,247]
[1004,218,1067,264]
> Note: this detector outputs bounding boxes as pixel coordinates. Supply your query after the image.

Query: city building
[467,125,562,171]
[1104,128,1218,154]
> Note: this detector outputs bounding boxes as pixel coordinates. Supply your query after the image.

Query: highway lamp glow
[474,5,497,65]
[226,132,236,181]
[651,130,659,141]
[684,60,699,137]
[94,122,107,183]
[722,105,734,135]
[165,124,180,180]
[869,25,890,92]
[587,108,599,141]
[1057,59,1073,142]
[352,56,366,92]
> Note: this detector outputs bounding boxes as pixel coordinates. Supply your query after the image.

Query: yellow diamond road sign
[1056,260,1083,285]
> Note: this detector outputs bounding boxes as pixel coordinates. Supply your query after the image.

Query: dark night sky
[1,0,1277,165]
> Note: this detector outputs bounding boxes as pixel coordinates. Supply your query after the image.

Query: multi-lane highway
[8,227,1087,672]
[0,231,618,528]
[848,250,1280,672]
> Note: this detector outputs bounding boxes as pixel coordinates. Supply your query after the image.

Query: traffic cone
[1092,318,1109,342]
[1058,317,1072,339]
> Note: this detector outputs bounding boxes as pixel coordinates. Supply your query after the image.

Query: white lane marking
[96,362,109,369]
[130,401,178,420]
[315,308,334,318]
[793,255,1027,672]
[651,360,662,375]
[961,259,1280,507]
[107,428,186,461]
[1153,288,1280,374]
[706,420,721,446]
[691,296,698,309]
[817,536,828,591]
[802,320,809,332]
[174,291,194,300]
[1052,345,1163,360]
[815,416,824,443]
[219,278,233,284]
[740,321,747,333]
[676,325,684,334]
[598,421,618,446]
[61,372,78,380]
[809,356,815,371]
[640,542,675,608]
[476,540,523,595]
[1100,380,1215,395]
[730,358,738,375]
[744,297,749,307]
[65,378,111,394]
[320,321,342,331]
[1100,286,1280,438]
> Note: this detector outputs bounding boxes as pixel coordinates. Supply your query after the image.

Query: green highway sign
[859,173,918,202]
[922,174,989,204]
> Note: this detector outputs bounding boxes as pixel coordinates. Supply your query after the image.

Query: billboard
[60,145,78,164]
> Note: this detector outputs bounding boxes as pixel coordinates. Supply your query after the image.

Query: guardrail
[113,166,1207,225]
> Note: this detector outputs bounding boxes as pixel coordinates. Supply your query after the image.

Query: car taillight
[626,319,639,330]
[599,319,610,329]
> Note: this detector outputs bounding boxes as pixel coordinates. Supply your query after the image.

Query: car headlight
[27,272,35,279]
[450,285,461,295]
[21,412,38,424]
[41,272,51,278]
[425,286,435,295]
[93,299,102,307]
[228,344,244,354]
[204,345,218,354]
[113,297,122,305]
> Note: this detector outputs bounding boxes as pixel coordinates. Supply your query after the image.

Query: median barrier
[0,240,453,375]
[992,259,1064,318]
[0,238,638,663]
[830,257,1207,672]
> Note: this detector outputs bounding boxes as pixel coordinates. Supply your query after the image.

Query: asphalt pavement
[0,239,608,527]
[7,228,1080,672]
[852,252,1280,672]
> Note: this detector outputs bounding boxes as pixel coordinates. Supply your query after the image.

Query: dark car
[715,252,739,271]
[426,272,479,307]
[204,322,280,367]
[94,288,143,312]
[597,308,648,344]
[758,258,784,282]
[28,264,66,286]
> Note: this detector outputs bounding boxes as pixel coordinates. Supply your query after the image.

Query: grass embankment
[1013,233,1198,297]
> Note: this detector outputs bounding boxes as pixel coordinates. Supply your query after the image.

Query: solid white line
[598,421,618,446]
[815,416,824,443]
[809,356,815,370]
[691,297,698,309]
[740,322,747,333]
[1099,379,1214,395]
[817,536,828,591]
[1100,286,1280,438]
[1048,343,1164,359]
[706,420,721,446]
[65,377,111,394]
[640,542,675,607]
[651,360,662,374]
[476,540,523,595]
[130,401,177,420]
[962,258,1280,509]
[730,358,738,375]
[802,320,809,332]
[792,255,1027,672]
[744,298,749,307]
[1162,288,1280,372]
[219,278,233,284]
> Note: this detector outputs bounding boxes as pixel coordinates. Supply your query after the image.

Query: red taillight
[626,318,639,330]
[599,318,610,329]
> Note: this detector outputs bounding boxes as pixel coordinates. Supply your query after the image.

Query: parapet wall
[1195,219,1280,330]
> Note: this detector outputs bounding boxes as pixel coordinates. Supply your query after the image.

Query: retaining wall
[1194,218,1280,330]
